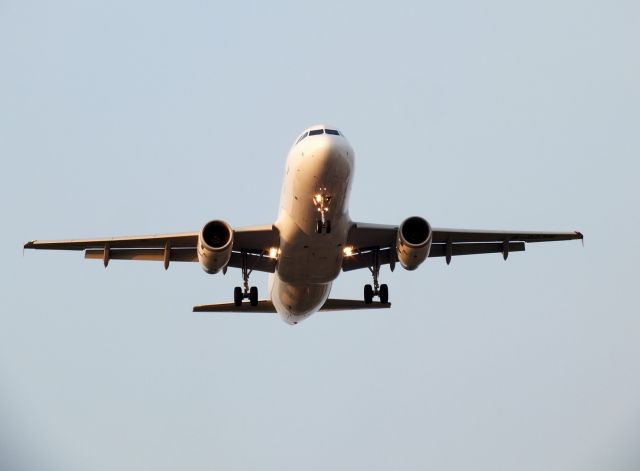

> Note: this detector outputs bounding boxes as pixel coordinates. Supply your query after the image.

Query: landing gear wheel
[364,284,373,304]
[249,286,258,306]
[325,220,331,234]
[316,220,323,234]
[379,284,389,304]
[234,287,243,306]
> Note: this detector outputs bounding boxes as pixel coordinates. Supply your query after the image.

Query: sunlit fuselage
[269,127,354,324]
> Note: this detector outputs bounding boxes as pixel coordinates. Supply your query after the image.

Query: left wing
[24,225,280,272]
[344,222,583,271]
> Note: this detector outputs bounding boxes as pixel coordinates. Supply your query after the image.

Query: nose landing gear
[364,248,389,304]
[313,188,332,234]
[233,251,259,307]
[316,219,331,234]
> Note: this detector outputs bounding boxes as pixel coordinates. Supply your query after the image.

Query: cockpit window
[296,131,308,144]
[298,128,342,143]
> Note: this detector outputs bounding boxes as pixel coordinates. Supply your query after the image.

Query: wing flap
[429,241,525,257]
[83,248,277,272]
[342,242,526,271]
[342,248,397,272]
[228,252,277,273]
[85,248,198,262]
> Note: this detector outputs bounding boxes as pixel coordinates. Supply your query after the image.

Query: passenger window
[308,129,324,136]
[325,129,340,135]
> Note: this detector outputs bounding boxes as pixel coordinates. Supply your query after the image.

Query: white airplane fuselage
[269,127,354,324]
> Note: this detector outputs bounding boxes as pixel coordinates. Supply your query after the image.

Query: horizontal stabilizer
[320,299,391,311]
[193,300,277,313]
[193,299,391,313]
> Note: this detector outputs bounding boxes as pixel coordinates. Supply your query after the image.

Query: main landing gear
[313,188,332,234]
[234,251,259,307]
[364,248,389,304]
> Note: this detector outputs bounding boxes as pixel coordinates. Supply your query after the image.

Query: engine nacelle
[396,216,432,270]
[197,220,233,274]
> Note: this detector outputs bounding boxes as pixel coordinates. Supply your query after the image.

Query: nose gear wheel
[313,188,332,234]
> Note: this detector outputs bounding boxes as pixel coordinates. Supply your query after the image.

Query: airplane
[24,124,583,324]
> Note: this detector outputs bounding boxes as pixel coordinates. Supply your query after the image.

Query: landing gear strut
[364,248,389,304]
[234,251,259,307]
[313,187,332,234]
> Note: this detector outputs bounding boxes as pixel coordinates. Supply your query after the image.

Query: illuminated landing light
[268,247,281,259]
[343,246,354,257]
[312,188,332,215]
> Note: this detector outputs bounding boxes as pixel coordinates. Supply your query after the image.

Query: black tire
[379,284,389,304]
[326,220,331,234]
[364,284,373,304]
[316,220,323,234]
[234,287,243,306]
[249,286,258,306]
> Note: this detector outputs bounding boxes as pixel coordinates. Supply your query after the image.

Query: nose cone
[308,134,354,169]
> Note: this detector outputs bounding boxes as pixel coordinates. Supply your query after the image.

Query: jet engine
[197,220,234,274]
[396,216,432,270]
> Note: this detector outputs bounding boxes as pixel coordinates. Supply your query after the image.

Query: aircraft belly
[276,151,352,284]
[270,276,332,324]
[275,214,348,283]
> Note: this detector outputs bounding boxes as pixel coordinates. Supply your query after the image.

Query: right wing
[24,225,280,273]
[344,222,583,271]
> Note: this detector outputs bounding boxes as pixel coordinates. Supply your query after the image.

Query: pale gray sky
[1,1,639,470]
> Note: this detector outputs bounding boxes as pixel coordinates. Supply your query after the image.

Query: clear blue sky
[1,1,639,470]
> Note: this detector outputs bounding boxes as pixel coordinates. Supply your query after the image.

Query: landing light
[268,247,280,259]
[343,246,354,257]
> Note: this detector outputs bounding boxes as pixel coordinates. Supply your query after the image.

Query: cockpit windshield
[296,128,341,145]
[296,131,308,144]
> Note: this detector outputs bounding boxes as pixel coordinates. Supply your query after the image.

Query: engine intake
[197,220,233,274]
[396,216,432,270]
